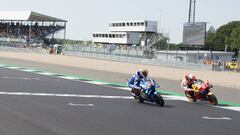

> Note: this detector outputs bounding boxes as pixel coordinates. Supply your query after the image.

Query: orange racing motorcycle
[184,79,218,105]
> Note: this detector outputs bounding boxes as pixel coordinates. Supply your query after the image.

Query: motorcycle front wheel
[208,94,218,105]
[155,93,164,107]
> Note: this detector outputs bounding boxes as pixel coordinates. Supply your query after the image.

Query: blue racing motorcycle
[131,79,164,107]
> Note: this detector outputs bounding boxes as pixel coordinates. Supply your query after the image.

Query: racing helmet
[137,69,149,79]
[188,74,196,82]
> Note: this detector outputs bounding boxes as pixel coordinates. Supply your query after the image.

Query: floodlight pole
[188,0,196,23]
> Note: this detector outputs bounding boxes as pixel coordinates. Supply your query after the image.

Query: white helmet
[188,74,196,82]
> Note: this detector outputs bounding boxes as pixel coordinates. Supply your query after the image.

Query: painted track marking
[3,76,40,80]
[214,106,240,112]
[0,92,133,99]
[203,116,232,120]
[69,103,95,106]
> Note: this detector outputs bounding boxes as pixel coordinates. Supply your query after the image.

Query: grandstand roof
[0,11,67,22]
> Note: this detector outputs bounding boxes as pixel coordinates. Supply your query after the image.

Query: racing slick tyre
[208,94,218,106]
[185,91,196,102]
[138,91,146,103]
[155,93,164,107]
[138,98,144,103]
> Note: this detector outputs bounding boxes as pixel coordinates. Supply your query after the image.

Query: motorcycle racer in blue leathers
[128,69,149,97]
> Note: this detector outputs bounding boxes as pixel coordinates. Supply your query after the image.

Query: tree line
[205,21,240,53]
[152,21,240,57]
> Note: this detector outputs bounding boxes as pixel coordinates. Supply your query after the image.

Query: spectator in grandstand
[0,22,64,40]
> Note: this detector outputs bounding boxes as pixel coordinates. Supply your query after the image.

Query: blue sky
[1,0,239,43]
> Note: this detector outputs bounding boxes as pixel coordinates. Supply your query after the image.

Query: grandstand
[0,11,67,46]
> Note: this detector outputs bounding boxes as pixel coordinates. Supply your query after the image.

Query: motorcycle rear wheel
[138,91,147,103]
[185,91,196,102]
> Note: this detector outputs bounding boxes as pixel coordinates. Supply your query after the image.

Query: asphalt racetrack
[0,67,239,135]
[0,57,240,104]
